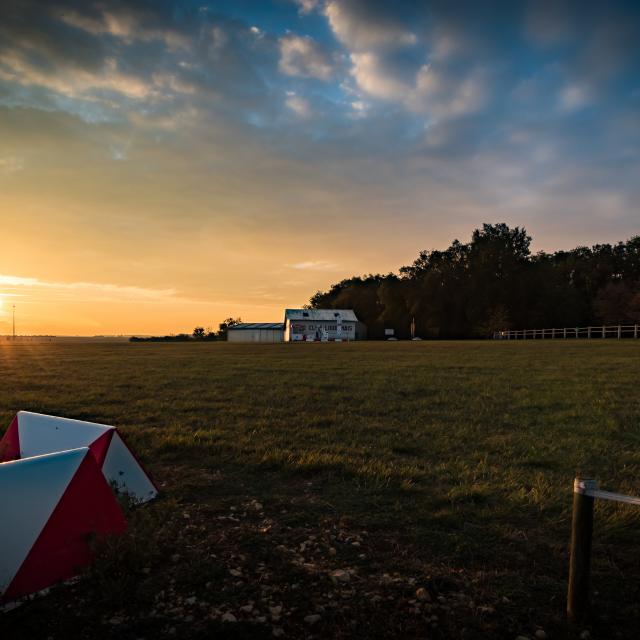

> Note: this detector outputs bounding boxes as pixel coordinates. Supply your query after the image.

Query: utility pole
[12,304,15,340]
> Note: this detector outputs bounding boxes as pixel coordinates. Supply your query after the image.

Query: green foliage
[310,224,640,338]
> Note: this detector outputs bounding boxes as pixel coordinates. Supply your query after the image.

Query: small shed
[227,322,284,343]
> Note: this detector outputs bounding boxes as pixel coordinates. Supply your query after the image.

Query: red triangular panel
[0,416,20,462]
[3,451,127,601]
[88,429,114,467]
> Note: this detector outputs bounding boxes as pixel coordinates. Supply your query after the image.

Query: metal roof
[228,323,284,331]
[284,309,359,322]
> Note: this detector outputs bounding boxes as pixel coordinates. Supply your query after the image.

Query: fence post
[587,326,591,339]
[602,325,606,339]
[567,478,597,623]
[618,325,621,340]
[635,325,638,339]
[563,328,567,339]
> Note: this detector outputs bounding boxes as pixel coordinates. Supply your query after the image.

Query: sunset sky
[1,0,639,335]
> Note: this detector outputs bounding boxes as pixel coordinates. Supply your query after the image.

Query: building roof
[228,323,284,331]
[284,309,359,322]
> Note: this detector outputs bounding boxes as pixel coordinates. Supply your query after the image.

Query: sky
[0,0,639,335]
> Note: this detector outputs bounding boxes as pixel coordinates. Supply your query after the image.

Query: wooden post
[602,325,606,339]
[618,325,621,340]
[552,328,556,339]
[587,326,591,339]
[563,328,567,339]
[635,325,638,339]
[567,478,597,623]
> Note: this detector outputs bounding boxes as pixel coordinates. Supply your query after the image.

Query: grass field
[1,340,639,639]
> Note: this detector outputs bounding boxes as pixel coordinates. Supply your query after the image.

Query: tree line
[130,318,242,342]
[309,223,640,339]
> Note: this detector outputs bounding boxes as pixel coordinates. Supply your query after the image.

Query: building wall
[228,329,283,343]
[285,320,357,342]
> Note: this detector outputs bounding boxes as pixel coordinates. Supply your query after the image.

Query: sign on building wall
[288,321,353,341]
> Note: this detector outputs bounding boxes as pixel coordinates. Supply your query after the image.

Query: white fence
[493,324,639,340]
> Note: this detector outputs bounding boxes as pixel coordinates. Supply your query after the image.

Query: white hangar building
[283,309,365,342]
[227,322,284,343]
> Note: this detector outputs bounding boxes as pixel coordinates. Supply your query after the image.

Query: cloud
[349,99,368,118]
[559,84,591,112]
[0,52,155,100]
[55,4,190,50]
[412,64,487,117]
[0,274,178,302]
[286,261,340,271]
[293,0,322,15]
[323,0,493,122]
[285,92,313,118]
[0,1,281,129]
[349,53,486,119]
[279,34,334,80]
[325,0,417,50]
[0,156,25,175]
[525,0,574,47]
[349,52,409,101]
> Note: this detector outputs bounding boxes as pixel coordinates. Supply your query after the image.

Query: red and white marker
[0,412,158,503]
[0,447,127,602]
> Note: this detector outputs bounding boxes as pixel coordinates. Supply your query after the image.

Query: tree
[217,317,242,340]
[192,327,206,339]
[594,282,634,324]
[308,224,640,339]
[627,291,640,323]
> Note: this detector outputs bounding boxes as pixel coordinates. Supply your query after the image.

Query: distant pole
[411,317,415,339]
[567,478,597,623]
[12,304,16,340]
